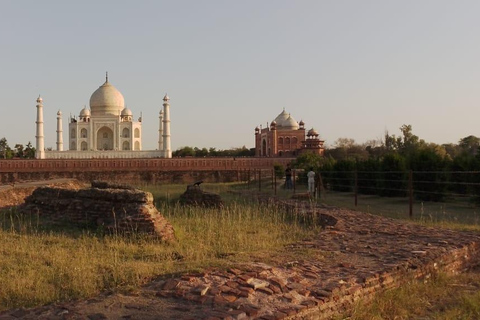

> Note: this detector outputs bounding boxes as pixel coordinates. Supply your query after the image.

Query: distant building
[254,109,324,157]
[35,74,172,159]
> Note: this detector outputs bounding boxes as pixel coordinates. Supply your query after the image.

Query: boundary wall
[0,157,293,184]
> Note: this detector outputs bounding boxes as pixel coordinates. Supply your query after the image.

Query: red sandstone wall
[0,158,295,184]
[0,157,293,173]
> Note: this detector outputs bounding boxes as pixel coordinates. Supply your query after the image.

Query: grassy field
[0,182,320,311]
[1,180,480,316]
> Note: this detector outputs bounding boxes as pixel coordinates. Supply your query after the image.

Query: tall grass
[0,183,319,311]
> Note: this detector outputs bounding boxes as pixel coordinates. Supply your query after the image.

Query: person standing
[307,167,315,195]
[285,163,293,189]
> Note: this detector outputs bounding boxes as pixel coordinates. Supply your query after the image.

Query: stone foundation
[19,181,175,241]
[179,185,223,207]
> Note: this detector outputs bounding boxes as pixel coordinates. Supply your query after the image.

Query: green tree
[356,158,381,195]
[14,144,24,158]
[293,152,324,171]
[410,147,449,201]
[458,135,480,156]
[0,138,13,159]
[173,146,195,157]
[0,138,8,159]
[196,147,209,157]
[24,142,36,159]
[379,153,407,197]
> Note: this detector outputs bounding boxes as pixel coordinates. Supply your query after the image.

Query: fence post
[271,169,274,190]
[409,170,413,218]
[293,169,296,194]
[354,170,358,207]
[258,169,261,191]
[274,169,277,195]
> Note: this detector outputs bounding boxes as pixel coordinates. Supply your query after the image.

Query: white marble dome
[282,115,299,130]
[273,109,289,126]
[308,128,319,136]
[121,107,132,116]
[273,109,299,130]
[89,80,125,116]
[79,106,91,117]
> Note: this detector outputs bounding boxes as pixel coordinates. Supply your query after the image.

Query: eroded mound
[19,181,175,241]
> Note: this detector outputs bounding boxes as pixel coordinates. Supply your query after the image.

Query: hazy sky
[1,1,479,151]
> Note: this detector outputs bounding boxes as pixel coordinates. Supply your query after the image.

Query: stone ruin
[19,180,175,242]
[179,184,223,207]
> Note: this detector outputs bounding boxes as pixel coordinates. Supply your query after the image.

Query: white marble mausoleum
[35,74,172,159]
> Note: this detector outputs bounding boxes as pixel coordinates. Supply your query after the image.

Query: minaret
[162,94,171,158]
[56,110,63,151]
[158,109,164,152]
[35,95,45,159]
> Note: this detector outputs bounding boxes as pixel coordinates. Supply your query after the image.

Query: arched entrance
[96,126,114,150]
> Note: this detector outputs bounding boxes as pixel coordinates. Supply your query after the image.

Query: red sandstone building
[254,109,325,157]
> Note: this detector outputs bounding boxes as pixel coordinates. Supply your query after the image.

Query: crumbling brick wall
[19,181,175,241]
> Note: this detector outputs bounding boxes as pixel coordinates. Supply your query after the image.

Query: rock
[246,278,269,290]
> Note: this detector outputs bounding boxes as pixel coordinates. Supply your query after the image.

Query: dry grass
[0,182,319,311]
[318,191,480,230]
[346,272,480,320]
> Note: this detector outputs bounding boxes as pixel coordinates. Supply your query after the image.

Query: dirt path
[0,195,479,319]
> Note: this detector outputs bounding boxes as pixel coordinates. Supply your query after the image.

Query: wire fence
[240,169,480,225]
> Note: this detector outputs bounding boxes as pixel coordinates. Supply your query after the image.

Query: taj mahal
[35,74,172,159]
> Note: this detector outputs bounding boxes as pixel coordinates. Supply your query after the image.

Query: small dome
[308,128,319,136]
[299,120,305,126]
[271,120,277,126]
[282,115,299,130]
[273,109,299,130]
[273,109,289,126]
[36,95,43,103]
[255,126,260,132]
[57,110,62,116]
[79,106,91,117]
[163,94,170,102]
[90,79,125,116]
[121,107,133,116]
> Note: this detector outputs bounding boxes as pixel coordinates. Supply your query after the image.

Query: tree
[410,147,449,201]
[378,153,407,197]
[458,135,480,156]
[0,138,8,159]
[24,142,36,159]
[194,147,209,157]
[173,146,195,157]
[325,138,369,161]
[14,144,24,158]
[293,152,325,171]
[0,138,13,159]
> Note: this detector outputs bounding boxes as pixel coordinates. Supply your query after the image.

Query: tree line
[172,146,255,157]
[0,138,36,159]
[293,125,480,202]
